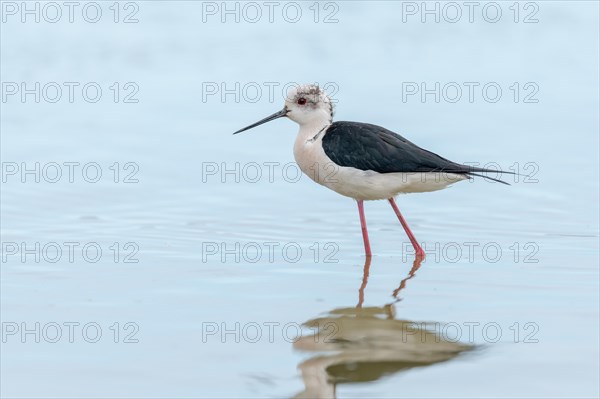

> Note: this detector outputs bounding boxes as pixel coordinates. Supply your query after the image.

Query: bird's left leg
[388,198,425,258]
[357,200,372,257]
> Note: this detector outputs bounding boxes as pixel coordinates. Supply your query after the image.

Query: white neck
[293,109,332,143]
[295,119,331,146]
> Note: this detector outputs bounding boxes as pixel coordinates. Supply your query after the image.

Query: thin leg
[388,198,425,258]
[357,200,372,257]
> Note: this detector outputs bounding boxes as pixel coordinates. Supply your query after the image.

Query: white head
[233,84,333,134]
[284,84,333,126]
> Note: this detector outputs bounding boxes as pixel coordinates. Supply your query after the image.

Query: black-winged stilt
[234,84,512,258]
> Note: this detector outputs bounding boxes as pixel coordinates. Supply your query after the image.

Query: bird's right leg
[388,198,425,258]
[357,200,372,257]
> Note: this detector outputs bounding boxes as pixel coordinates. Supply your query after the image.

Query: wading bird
[234,84,511,257]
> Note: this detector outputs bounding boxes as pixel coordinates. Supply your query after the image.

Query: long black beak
[233,108,288,134]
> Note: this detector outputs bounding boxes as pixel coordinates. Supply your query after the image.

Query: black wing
[321,121,511,184]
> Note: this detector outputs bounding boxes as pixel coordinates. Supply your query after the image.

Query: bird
[233,84,512,258]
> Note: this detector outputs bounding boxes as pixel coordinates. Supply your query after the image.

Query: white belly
[293,127,467,201]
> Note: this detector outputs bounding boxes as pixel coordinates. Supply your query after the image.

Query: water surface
[1,1,599,397]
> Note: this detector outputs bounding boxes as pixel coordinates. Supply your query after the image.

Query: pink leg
[388,198,425,258]
[357,200,372,257]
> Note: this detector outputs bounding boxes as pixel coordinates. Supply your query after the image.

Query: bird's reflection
[293,256,472,398]
[357,255,422,309]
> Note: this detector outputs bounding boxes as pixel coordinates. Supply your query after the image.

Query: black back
[322,121,479,175]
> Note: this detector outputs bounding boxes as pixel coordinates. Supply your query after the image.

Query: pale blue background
[1,1,599,397]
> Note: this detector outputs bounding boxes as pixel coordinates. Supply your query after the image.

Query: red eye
[297,98,307,105]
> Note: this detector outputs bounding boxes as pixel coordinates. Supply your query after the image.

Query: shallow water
[1,1,599,397]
